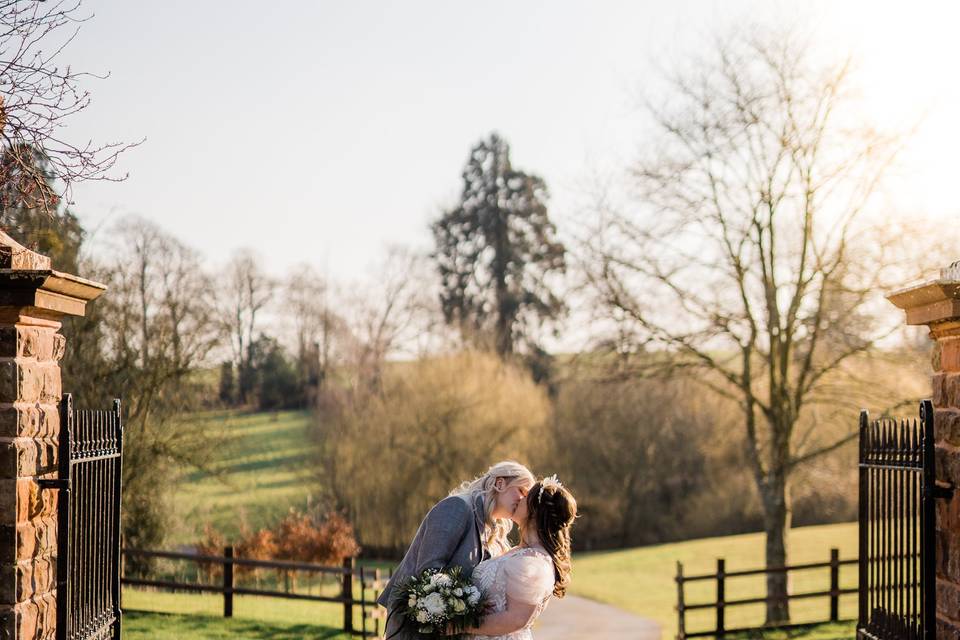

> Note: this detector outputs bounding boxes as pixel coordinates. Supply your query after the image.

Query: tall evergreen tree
[432,133,565,357]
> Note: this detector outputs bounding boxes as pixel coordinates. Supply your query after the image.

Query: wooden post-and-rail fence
[121,547,390,638]
[675,547,859,638]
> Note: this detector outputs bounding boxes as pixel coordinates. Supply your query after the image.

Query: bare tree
[342,246,445,392]
[63,216,221,548]
[0,1,137,213]
[582,29,903,623]
[284,264,349,404]
[222,249,273,405]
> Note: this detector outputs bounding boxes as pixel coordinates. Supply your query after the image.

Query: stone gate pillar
[888,261,960,638]
[0,233,105,640]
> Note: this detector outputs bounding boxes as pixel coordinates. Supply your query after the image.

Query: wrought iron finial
[940,260,960,280]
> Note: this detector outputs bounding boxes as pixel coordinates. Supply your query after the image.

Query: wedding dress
[466,546,555,640]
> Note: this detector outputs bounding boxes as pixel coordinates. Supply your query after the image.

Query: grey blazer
[377,493,488,639]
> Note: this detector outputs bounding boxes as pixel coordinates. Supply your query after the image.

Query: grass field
[172,410,316,545]
[123,610,350,639]
[121,588,375,634]
[571,521,859,639]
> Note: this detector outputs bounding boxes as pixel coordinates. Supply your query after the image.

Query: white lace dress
[466,546,555,640]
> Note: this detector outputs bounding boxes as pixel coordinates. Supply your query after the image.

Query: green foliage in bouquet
[396,566,487,639]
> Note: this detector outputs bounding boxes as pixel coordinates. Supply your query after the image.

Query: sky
[62,0,960,283]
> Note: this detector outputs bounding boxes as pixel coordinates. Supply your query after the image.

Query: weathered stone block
[0,479,13,524]
[0,329,15,360]
[18,479,57,524]
[0,440,14,480]
[13,517,56,564]
[936,408,960,446]
[14,593,56,640]
[937,618,960,640]
[18,330,37,361]
[934,374,960,409]
[13,599,38,640]
[0,479,34,525]
[0,405,61,440]
[17,365,42,406]
[38,370,58,406]
[939,579,960,620]
[0,363,14,406]
[0,440,57,483]
[0,408,15,439]
[14,557,54,603]
[935,372,948,406]
[0,563,13,605]
[49,335,64,363]
[0,605,14,639]
[937,529,951,577]
[940,494,960,535]
[942,336,960,373]
[943,529,960,583]
[0,362,62,405]
[936,444,960,485]
[0,525,11,567]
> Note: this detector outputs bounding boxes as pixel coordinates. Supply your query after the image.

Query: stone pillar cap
[0,230,106,318]
[887,270,960,327]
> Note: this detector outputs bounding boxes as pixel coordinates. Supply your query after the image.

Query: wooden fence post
[223,546,234,618]
[359,566,368,639]
[342,557,355,634]
[829,548,839,622]
[716,558,726,637]
[375,568,382,638]
[676,561,686,640]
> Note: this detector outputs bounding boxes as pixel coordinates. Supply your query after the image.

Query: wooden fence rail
[121,547,390,639]
[676,547,860,638]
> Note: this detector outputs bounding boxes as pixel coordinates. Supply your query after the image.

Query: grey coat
[377,493,488,639]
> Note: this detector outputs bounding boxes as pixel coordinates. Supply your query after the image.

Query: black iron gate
[857,400,952,640]
[41,394,123,640]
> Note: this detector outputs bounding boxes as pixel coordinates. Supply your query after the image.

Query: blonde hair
[451,460,535,556]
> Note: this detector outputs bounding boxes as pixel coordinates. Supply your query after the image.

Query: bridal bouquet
[396,567,486,638]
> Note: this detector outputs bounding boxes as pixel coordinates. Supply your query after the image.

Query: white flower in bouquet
[422,592,447,617]
[454,588,463,597]
[466,586,481,606]
[451,598,467,613]
[430,573,453,588]
[416,610,430,624]
[408,595,418,608]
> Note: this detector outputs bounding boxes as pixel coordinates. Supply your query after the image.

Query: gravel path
[533,594,663,640]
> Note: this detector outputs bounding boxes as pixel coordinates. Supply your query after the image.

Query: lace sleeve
[503,552,555,604]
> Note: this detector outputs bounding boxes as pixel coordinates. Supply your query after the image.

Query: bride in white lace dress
[462,476,577,640]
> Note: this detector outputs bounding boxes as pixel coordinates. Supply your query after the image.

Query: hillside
[171,410,317,545]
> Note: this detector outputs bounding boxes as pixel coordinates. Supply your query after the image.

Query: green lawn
[122,588,379,637]
[727,621,856,639]
[173,410,317,544]
[570,521,859,639]
[122,610,350,639]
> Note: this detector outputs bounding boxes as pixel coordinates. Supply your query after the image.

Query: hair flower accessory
[539,474,563,501]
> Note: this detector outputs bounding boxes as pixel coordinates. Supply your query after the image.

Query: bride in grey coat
[377,461,535,640]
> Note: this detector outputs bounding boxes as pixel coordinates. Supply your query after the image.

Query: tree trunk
[761,474,791,624]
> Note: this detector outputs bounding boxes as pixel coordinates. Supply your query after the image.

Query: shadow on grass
[727,620,855,640]
[123,610,349,639]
